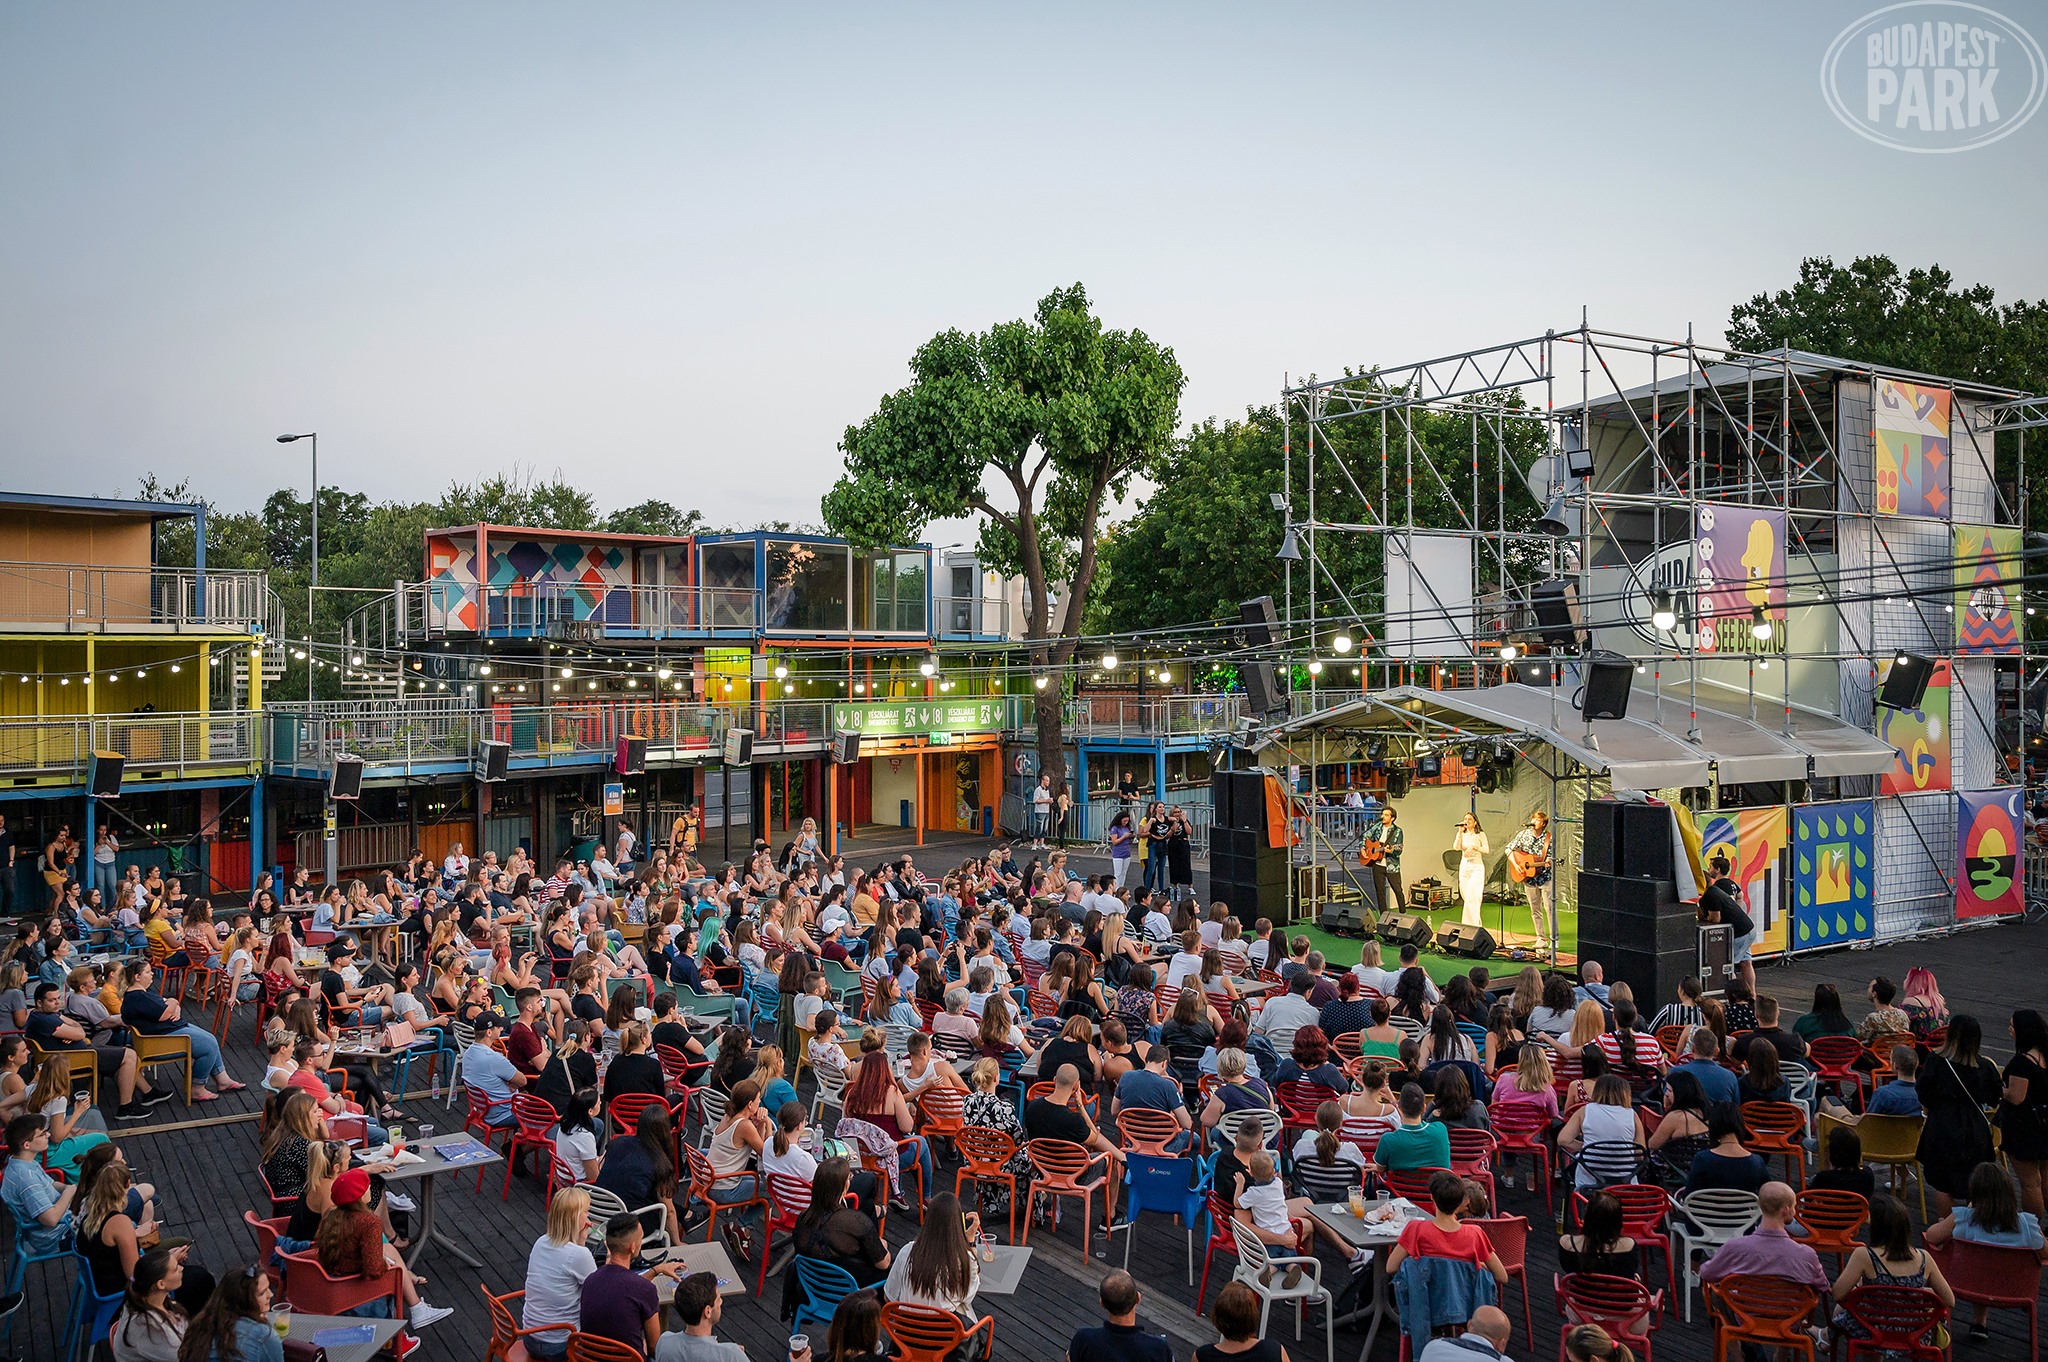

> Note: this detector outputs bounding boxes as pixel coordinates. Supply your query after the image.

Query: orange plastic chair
[953,1127,1022,1243]
[1021,1137,1116,1258]
[1468,1214,1532,1344]
[1490,1102,1554,1210]
[916,1086,967,1148]
[567,1332,646,1362]
[481,1282,554,1362]
[655,1042,708,1091]
[1742,1101,1809,1188]
[1835,1284,1949,1362]
[1558,1272,1662,1362]
[683,1145,768,1258]
[1116,1108,1186,1156]
[1655,1025,1687,1060]
[1793,1188,1868,1268]
[608,1091,667,1139]
[1024,1081,1098,1122]
[880,1302,994,1362]
[1572,1183,1675,1310]
[1929,1239,2041,1362]
[1332,1032,1363,1063]
[1704,1276,1820,1362]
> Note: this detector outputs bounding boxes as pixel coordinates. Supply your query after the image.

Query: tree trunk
[1033,684,1066,788]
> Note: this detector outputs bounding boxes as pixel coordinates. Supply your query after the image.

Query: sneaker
[409,1302,454,1329]
[141,1087,174,1106]
[117,1102,150,1123]
[385,1191,418,1213]
[392,1333,422,1359]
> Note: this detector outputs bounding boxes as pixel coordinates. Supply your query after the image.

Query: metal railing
[291,821,416,879]
[934,595,1011,639]
[1065,693,1245,737]
[0,562,274,631]
[756,702,829,746]
[0,712,261,779]
[268,698,733,774]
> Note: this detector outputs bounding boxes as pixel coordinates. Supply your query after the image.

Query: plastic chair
[1,1180,72,1297]
[1116,1108,1188,1157]
[583,1185,671,1254]
[1558,1272,1661,1361]
[1021,1137,1116,1258]
[1275,1080,1341,1149]
[1808,1037,1868,1107]
[953,1126,1023,1243]
[1792,1188,1868,1268]
[28,1045,98,1108]
[241,1210,291,1294]
[683,1145,768,1257]
[1468,1214,1533,1345]
[1836,1284,1949,1362]
[1292,1156,1363,1205]
[1119,1150,1210,1283]
[1195,1190,1238,1309]
[1670,1188,1761,1322]
[503,1092,562,1200]
[480,1282,554,1362]
[1929,1239,2041,1362]
[655,1042,709,1093]
[810,1066,847,1129]
[132,1032,193,1104]
[1840,1111,1928,1219]
[608,1091,667,1139]
[1490,1103,1555,1212]
[1446,1126,1498,1208]
[1654,1025,1687,1060]
[916,1085,966,1149]
[1574,1184,1676,1311]
[1212,1107,1282,1156]
[790,1256,862,1338]
[462,1083,516,1188]
[1742,1101,1808,1188]
[62,1245,126,1362]
[760,1170,814,1294]
[278,1245,403,1318]
[567,1333,646,1362]
[880,1302,995,1362]
[1383,1165,1451,1204]
[1230,1217,1334,1362]
[1704,1276,1819,1362]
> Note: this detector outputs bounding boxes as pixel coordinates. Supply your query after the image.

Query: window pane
[893,552,926,633]
[765,541,848,631]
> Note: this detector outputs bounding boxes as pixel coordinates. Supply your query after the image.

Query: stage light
[1651,591,1678,632]
[1750,607,1773,641]
[1332,633,1353,653]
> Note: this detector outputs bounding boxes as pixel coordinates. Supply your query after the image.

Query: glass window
[700,542,757,630]
[855,551,893,631]
[893,552,927,633]
[765,541,848,631]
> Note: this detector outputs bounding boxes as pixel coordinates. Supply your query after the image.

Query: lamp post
[277,433,316,698]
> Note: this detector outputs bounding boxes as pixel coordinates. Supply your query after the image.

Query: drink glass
[271,1310,291,1340]
[979,1232,997,1263]
[418,1124,435,1141]
[391,1126,407,1154]
[1348,1187,1365,1218]
[789,1334,810,1362]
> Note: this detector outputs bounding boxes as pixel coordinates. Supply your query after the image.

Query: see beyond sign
[1822,3,2045,152]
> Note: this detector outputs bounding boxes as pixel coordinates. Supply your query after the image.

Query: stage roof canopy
[1258,683,1895,791]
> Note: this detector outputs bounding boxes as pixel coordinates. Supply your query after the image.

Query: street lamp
[277,433,317,697]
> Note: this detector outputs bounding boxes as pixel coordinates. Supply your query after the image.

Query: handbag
[379,1019,417,1049]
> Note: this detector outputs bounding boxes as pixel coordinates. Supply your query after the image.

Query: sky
[2,1,2044,547]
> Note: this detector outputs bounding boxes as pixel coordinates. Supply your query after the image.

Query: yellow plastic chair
[1819,1108,1925,1218]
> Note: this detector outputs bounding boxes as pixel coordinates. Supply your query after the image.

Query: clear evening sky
[2,2,2043,533]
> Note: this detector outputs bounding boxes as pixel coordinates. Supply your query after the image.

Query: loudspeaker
[1385,766,1412,800]
[1610,876,1696,953]
[1218,772,1269,834]
[1618,804,1676,881]
[1435,922,1496,959]
[1211,879,1275,926]
[1319,900,1375,934]
[477,740,510,782]
[87,751,124,799]
[1378,913,1435,949]
[834,732,861,764]
[1209,825,1259,863]
[1604,946,1696,1013]
[1239,596,1280,647]
[1242,664,1284,716]
[1879,653,1935,710]
[1582,800,1623,876]
[1530,578,1584,651]
[330,755,364,802]
[615,735,647,776]
[1580,651,1635,721]
[722,729,754,766]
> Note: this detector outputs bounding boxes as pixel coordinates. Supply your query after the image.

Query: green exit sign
[927,731,954,746]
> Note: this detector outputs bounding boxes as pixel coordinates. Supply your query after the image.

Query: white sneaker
[385,1191,418,1213]
[409,1303,454,1329]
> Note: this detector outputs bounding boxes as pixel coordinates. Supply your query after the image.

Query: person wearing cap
[1111,1043,1194,1151]
[462,1013,526,1128]
[319,939,394,1028]
[316,1165,455,1336]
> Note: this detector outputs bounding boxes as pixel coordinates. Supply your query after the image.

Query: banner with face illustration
[1692,504,1785,656]
[1956,788,2025,919]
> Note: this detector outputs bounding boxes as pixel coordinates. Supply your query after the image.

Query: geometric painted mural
[1873,376,1951,519]
[488,540,634,626]
[426,533,478,631]
[1957,787,2025,919]
[1956,523,2023,655]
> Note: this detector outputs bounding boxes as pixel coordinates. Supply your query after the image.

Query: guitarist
[1507,811,1554,947]
[1361,805,1404,918]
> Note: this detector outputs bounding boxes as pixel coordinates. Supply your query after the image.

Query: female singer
[1453,812,1489,927]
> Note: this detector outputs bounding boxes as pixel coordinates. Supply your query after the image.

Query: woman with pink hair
[1901,967,1949,1038]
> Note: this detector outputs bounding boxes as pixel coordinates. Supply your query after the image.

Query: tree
[604,500,704,538]
[824,284,1186,780]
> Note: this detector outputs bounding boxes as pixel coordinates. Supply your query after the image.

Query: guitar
[1507,847,1551,883]
[1358,841,1385,866]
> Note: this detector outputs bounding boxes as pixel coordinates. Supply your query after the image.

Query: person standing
[93,828,120,905]
[1143,803,1173,896]
[615,821,638,875]
[1166,806,1194,904]
[1031,775,1053,850]
[1364,806,1403,917]
[1451,813,1489,928]
[1054,784,1073,850]
[1116,770,1140,811]
[1697,855,1757,996]
[1106,812,1135,890]
[1506,813,1553,945]
[0,813,13,918]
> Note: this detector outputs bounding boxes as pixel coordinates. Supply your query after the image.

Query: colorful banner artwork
[1699,805,1791,957]
[1692,504,1786,655]
[1873,376,1952,518]
[1956,787,2025,919]
[1956,524,2023,655]
[1792,800,1875,951]
[1877,656,1951,796]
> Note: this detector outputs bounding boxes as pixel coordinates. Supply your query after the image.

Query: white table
[284,1313,405,1362]
[1308,1198,1422,1362]
[974,1244,1033,1295]
[378,1132,505,1271]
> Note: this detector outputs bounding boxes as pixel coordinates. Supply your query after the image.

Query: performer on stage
[1507,812,1555,945]
[1452,812,1489,926]
[1361,806,1404,915]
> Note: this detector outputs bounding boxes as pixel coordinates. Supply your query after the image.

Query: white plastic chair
[695,1086,729,1148]
[1671,1187,1762,1321]
[812,1065,848,1129]
[1390,1015,1427,1042]
[1214,1107,1283,1155]
[1228,1217,1334,1362]
[584,1184,673,1252]
[443,1020,476,1108]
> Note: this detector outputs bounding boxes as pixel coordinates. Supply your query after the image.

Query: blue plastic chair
[392,1029,458,1098]
[62,1245,126,1361]
[1119,1150,1213,1284]
[741,964,780,1038]
[3,1198,74,1338]
[790,1255,862,1336]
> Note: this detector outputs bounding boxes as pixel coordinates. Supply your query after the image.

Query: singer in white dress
[1453,814,1490,926]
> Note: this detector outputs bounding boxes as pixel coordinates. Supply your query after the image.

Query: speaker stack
[1208,769,1288,928]
[1575,798,1692,1004]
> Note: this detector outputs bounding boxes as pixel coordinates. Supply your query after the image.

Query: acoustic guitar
[1358,841,1386,866]
[1507,847,1550,883]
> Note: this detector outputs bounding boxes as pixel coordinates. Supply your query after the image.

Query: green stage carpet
[1292,901,1580,983]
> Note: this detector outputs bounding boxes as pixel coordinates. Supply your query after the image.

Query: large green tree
[824,284,1186,779]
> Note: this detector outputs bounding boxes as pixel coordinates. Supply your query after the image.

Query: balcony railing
[934,595,1011,639]
[1065,694,1245,737]
[0,712,261,780]
[269,698,733,774]
[0,563,274,632]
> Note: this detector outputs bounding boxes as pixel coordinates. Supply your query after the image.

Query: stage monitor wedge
[330,755,364,802]
[88,751,124,799]
[1378,913,1434,950]
[1435,922,1496,959]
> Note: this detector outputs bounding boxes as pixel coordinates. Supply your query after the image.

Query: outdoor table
[281,1313,405,1362]
[1234,980,1278,998]
[378,1131,505,1271]
[653,1240,745,1301]
[972,1244,1033,1294]
[1308,1197,1426,1362]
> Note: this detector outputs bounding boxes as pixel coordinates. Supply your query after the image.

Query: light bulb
[920,660,936,677]
[1332,633,1352,653]
[560,666,573,679]
[774,664,788,680]
[1651,590,1678,632]
[1499,644,1518,662]
[1750,607,1772,642]
[351,654,364,665]
[1308,660,1323,675]
[1158,669,1172,683]
[854,682,865,693]
[784,683,794,693]
[170,665,179,673]
[1034,676,1048,690]
[657,667,672,680]
[1101,653,1118,669]
[551,682,562,692]
[479,665,491,676]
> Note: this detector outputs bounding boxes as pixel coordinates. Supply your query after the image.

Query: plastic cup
[418,1124,435,1140]
[1348,1188,1365,1217]
[789,1335,810,1362]
[271,1310,291,1340]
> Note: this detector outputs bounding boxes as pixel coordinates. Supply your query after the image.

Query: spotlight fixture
[1750,606,1773,642]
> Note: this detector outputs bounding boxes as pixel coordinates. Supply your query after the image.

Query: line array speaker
[1618,803,1676,881]
[1582,800,1623,876]
[1242,664,1284,717]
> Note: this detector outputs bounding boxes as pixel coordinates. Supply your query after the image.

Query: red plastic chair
[1557,1271,1662,1362]
[1704,1276,1818,1362]
[1468,1214,1532,1344]
[1447,1127,1498,1209]
[241,1211,290,1296]
[1194,1191,1238,1311]
[655,1042,708,1092]
[1742,1101,1808,1189]
[1808,1037,1867,1108]
[278,1245,403,1319]
[953,1127,1022,1244]
[480,1282,554,1362]
[1836,1284,1949,1362]
[879,1302,994,1362]
[683,1145,769,1260]
[608,1091,667,1139]
[462,1084,516,1190]
[1929,1239,2041,1362]
[503,1093,562,1201]
[1572,1183,1675,1312]
[1552,1053,1584,1098]
[567,1333,646,1362]
[914,998,942,1030]
[1020,1137,1116,1258]
[1793,1188,1868,1269]
[1382,1165,1451,1205]
[1275,1080,1341,1146]
[1491,1103,1555,1212]
[760,1170,814,1294]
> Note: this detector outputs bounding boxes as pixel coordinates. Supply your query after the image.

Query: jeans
[710,1173,763,1227]
[1144,846,1168,893]
[172,1024,225,1083]
[94,861,118,902]
[525,1334,570,1360]
[899,1135,936,1200]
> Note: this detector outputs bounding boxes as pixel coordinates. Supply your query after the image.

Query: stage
[1296,893,1580,981]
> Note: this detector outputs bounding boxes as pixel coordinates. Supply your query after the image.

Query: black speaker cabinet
[1378,913,1435,949]
[1436,922,1496,959]
[1610,876,1697,953]
[1243,663,1284,717]
[1604,946,1696,1013]
[835,731,862,764]
[1222,772,1269,834]
[330,755,364,801]
[477,740,510,782]
[87,751,124,798]
[1530,578,1584,650]
[1581,651,1635,721]
[1879,653,1935,710]
[1319,900,1375,935]
[1211,879,1276,928]
[616,734,648,775]
[1239,596,1280,647]
[1582,800,1623,876]
[1618,804,1676,881]
[723,729,754,766]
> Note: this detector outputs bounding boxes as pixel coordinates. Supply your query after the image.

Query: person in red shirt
[506,988,554,1078]
[1386,1170,1510,1287]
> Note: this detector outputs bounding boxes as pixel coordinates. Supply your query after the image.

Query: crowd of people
[3,820,2045,1361]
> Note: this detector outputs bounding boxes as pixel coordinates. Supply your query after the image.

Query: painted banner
[1957,787,2025,919]
[1877,656,1951,796]
[1700,806,1791,957]
[1692,504,1786,656]
[1956,524,2023,655]
[1791,800,1875,951]
[1873,376,1951,518]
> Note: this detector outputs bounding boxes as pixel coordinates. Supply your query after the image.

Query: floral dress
[962,1090,1034,1217]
